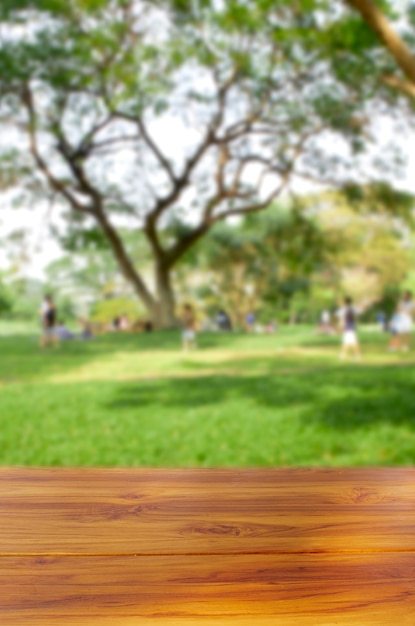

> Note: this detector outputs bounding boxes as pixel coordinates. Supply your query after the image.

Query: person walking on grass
[337,296,361,360]
[39,294,59,348]
[387,306,402,351]
[182,303,197,351]
[391,291,414,352]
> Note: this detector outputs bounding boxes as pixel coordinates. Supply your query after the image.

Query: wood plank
[1,468,414,555]
[1,553,415,625]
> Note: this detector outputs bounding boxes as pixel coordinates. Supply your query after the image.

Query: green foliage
[0,278,13,316]
[4,277,44,321]
[341,182,415,223]
[54,295,77,323]
[90,296,144,324]
[46,253,105,291]
[305,188,413,307]
[182,186,413,322]
[58,226,110,251]
[178,202,330,324]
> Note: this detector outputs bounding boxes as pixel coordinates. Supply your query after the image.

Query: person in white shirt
[395,291,414,352]
[336,297,361,359]
[182,304,197,351]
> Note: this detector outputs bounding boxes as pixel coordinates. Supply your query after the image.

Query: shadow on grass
[304,365,415,431]
[107,362,415,431]
[107,374,318,409]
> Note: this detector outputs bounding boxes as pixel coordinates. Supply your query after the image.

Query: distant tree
[307,189,413,306]
[179,204,328,327]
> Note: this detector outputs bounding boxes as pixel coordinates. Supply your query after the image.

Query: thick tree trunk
[153,264,178,329]
[93,210,179,328]
[94,209,157,312]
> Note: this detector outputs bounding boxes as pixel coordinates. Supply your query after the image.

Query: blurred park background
[1,0,415,467]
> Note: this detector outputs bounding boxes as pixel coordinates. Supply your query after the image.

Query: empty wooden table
[1,468,415,625]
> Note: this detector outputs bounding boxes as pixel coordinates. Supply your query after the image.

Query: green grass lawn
[1,322,415,467]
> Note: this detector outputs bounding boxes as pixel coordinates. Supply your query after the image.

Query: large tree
[0,0,405,326]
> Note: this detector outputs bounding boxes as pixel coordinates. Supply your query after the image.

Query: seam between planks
[1,548,415,558]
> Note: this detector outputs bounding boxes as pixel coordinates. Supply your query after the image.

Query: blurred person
[78,318,94,340]
[182,304,197,351]
[39,294,59,348]
[119,314,130,331]
[144,320,153,332]
[336,297,361,360]
[265,321,276,334]
[245,311,255,332]
[216,309,232,331]
[376,310,387,332]
[393,291,414,352]
[54,320,75,341]
[318,309,334,335]
[387,307,401,351]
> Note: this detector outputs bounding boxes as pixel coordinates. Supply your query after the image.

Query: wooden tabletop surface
[1,467,415,625]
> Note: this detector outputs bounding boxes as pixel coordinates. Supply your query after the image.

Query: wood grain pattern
[1,468,415,555]
[1,554,415,625]
[1,468,415,624]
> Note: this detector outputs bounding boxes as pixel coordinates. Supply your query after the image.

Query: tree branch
[21,84,92,214]
[211,176,290,222]
[147,124,215,225]
[382,73,415,98]
[114,112,177,185]
[144,218,166,264]
[164,137,299,269]
[137,117,176,184]
[165,222,210,269]
[22,84,156,310]
[92,206,156,310]
[56,144,102,207]
[346,0,415,90]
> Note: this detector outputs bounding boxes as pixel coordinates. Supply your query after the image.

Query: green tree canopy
[306,188,413,306]
[178,203,329,327]
[0,0,410,326]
